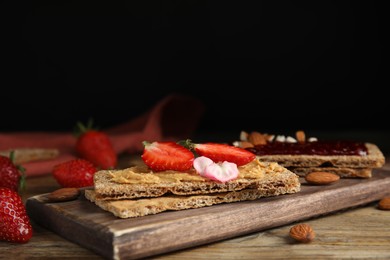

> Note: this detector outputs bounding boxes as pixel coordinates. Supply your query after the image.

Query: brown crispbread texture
[256,143,385,168]
[85,181,300,218]
[93,159,300,200]
[289,167,372,178]
[0,148,59,164]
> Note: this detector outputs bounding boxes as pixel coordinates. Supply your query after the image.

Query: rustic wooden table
[1,156,390,259]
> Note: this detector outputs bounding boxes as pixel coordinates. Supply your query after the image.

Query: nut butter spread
[110,159,285,184]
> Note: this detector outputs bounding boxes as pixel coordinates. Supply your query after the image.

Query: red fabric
[0,94,205,177]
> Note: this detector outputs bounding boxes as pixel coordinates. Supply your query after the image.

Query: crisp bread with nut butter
[84,185,299,218]
[234,131,385,178]
[92,158,300,200]
[85,158,300,218]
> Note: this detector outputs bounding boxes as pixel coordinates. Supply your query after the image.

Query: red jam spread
[246,141,368,156]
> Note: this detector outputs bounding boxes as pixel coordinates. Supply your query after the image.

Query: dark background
[1,1,388,153]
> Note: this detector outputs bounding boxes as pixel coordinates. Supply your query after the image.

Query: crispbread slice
[256,143,385,168]
[289,167,372,178]
[0,148,59,164]
[85,181,300,218]
[93,159,299,200]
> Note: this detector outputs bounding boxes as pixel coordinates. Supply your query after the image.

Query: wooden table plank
[154,204,390,259]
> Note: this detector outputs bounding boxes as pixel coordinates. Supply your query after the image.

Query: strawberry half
[194,142,256,166]
[141,141,195,171]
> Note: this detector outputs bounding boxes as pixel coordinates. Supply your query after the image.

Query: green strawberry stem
[177,139,199,157]
[9,151,26,193]
[177,139,195,150]
[18,166,26,193]
[74,118,98,137]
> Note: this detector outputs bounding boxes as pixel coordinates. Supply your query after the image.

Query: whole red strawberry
[0,187,33,243]
[0,151,25,192]
[74,120,117,170]
[52,159,97,188]
[141,141,195,171]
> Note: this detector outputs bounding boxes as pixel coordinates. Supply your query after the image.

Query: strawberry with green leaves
[0,187,33,243]
[52,159,97,188]
[75,119,117,170]
[0,151,25,192]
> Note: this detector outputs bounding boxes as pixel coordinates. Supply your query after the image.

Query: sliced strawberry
[141,141,195,171]
[194,143,256,166]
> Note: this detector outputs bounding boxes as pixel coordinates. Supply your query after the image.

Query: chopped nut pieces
[305,171,340,185]
[289,223,315,243]
[47,187,80,202]
[248,131,267,145]
[239,141,254,149]
[296,130,306,143]
[378,197,390,210]
[240,131,249,142]
[237,130,321,148]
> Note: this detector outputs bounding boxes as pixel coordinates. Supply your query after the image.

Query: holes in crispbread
[319,161,334,167]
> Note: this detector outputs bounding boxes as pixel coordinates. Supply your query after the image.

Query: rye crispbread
[0,148,59,164]
[93,159,300,200]
[237,131,386,179]
[85,181,300,218]
[255,143,385,168]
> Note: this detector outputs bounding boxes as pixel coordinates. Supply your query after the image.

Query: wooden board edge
[26,197,114,259]
[112,174,390,259]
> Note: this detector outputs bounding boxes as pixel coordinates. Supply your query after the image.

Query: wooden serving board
[26,169,390,260]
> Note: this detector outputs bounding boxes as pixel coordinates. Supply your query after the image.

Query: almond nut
[238,141,255,149]
[296,130,306,143]
[378,197,390,210]
[289,223,315,243]
[47,187,80,202]
[305,171,340,185]
[248,131,267,145]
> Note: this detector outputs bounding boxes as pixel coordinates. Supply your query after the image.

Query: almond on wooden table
[305,171,340,185]
[46,187,80,202]
[378,197,390,210]
[289,223,315,243]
